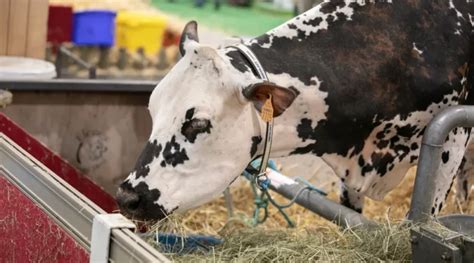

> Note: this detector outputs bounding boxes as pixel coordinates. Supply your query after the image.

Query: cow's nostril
[126,195,140,211]
[116,187,141,213]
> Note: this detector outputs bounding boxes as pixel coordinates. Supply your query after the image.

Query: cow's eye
[190,119,210,130]
[181,118,212,143]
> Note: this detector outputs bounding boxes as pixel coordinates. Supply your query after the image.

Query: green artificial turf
[151,0,293,36]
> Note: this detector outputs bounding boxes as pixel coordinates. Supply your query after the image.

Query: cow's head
[116,21,296,220]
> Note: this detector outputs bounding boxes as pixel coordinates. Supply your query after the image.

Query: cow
[116,0,474,220]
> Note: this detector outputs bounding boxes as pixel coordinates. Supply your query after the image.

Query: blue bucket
[72,10,116,46]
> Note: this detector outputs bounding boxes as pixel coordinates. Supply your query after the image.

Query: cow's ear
[243,82,297,117]
[180,21,199,56]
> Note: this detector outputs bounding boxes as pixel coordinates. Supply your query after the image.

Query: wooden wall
[1,91,152,195]
[0,0,49,59]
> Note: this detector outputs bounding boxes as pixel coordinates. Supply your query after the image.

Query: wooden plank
[26,0,49,59]
[0,0,10,55]
[6,0,29,56]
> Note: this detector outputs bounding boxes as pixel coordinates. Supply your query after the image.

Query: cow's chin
[119,208,170,224]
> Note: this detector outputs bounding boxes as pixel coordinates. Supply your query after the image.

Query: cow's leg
[340,181,364,213]
[456,150,473,203]
[431,128,471,215]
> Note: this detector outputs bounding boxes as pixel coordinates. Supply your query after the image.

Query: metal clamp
[90,214,136,263]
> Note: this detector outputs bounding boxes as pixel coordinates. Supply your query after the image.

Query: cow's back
[250,0,473,156]
[244,0,474,202]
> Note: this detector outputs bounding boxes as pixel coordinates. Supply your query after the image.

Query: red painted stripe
[0,175,89,262]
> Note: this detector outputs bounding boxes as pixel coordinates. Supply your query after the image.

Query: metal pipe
[408,106,474,222]
[266,170,376,228]
[0,79,157,92]
[57,46,97,79]
[223,188,234,218]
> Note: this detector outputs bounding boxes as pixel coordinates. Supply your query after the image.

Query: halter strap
[232,44,274,185]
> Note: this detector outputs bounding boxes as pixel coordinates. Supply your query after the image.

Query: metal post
[55,45,63,78]
[89,67,97,79]
[408,106,474,222]
[223,188,234,218]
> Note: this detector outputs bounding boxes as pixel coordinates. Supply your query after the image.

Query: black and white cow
[116,0,474,220]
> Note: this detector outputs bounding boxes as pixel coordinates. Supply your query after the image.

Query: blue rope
[243,158,326,228]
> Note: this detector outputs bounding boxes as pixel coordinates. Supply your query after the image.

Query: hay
[141,166,472,261]
[147,218,413,262]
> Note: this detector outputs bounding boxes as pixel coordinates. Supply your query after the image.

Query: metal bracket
[411,225,469,263]
[90,214,136,263]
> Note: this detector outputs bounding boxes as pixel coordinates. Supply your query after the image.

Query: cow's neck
[225,46,325,159]
[235,4,348,158]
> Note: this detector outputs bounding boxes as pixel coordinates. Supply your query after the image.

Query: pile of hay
[142,167,472,261]
[150,219,412,262]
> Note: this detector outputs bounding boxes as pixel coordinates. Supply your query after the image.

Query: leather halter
[232,44,274,188]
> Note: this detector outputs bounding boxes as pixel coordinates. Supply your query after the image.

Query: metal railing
[55,45,97,79]
[408,106,474,222]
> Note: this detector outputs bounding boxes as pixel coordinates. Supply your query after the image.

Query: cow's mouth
[116,181,171,221]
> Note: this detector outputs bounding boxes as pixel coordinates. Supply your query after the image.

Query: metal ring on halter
[255,172,269,190]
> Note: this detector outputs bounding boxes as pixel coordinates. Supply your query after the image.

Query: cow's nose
[116,186,140,213]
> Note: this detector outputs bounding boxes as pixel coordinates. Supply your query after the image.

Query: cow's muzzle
[116,181,169,221]
[116,185,141,215]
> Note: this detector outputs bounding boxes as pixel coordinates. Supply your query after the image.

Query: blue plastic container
[72,10,116,46]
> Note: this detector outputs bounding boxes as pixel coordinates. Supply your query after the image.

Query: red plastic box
[47,5,73,44]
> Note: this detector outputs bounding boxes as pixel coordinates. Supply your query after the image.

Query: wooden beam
[6,0,29,56]
[26,0,49,59]
[0,0,10,55]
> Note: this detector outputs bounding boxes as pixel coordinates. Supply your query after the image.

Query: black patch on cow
[396,124,418,138]
[134,140,162,178]
[376,140,389,149]
[302,17,323,27]
[376,130,386,140]
[442,151,450,164]
[185,108,195,120]
[295,118,313,143]
[248,1,471,164]
[369,152,396,176]
[319,0,345,14]
[181,107,212,143]
[250,136,263,157]
[118,181,177,220]
[225,49,252,74]
[162,135,189,167]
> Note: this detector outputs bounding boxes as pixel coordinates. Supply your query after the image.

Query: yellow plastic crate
[116,11,167,55]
